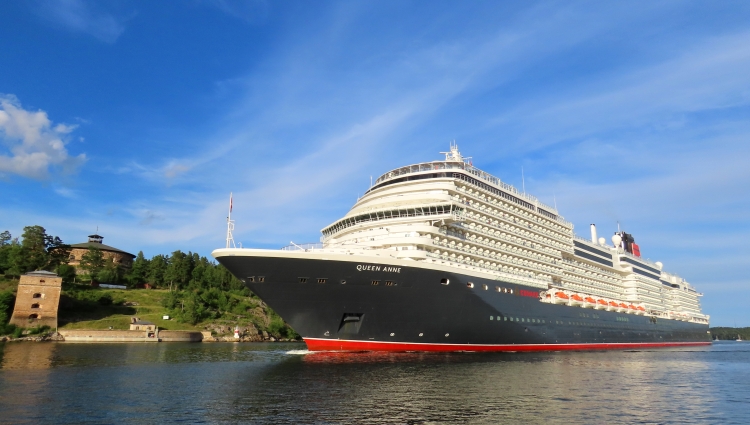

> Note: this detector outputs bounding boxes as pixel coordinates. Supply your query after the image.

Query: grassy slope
[59,289,203,331]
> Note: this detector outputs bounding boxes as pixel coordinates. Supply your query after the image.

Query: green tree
[96,258,123,283]
[79,247,105,278]
[148,254,168,287]
[56,264,77,284]
[127,251,149,286]
[0,231,10,246]
[165,250,193,289]
[44,235,71,270]
[19,225,48,272]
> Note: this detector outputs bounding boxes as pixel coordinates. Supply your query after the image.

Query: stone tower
[10,270,62,329]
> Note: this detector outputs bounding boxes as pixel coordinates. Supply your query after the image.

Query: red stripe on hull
[304,338,711,352]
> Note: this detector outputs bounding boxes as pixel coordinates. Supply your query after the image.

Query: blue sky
[1,1,749,326]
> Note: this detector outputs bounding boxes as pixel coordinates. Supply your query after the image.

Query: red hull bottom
[304,338,712,352]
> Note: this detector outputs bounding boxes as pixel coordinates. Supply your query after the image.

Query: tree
[127,251,149,286]
[56,264,77,284]
[148,254,168,287]
[44,235,71,270]
[0,231,10,246]
[19,225,48,272]
[79,248,105,278]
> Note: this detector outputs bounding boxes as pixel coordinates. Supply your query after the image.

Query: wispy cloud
[0,94,87,180]
[33,0,129,43]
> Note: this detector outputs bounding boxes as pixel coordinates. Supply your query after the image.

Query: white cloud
[34,0,128,43]
[0,95,87,180]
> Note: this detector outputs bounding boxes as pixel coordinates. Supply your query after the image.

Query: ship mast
[226,192,236,248]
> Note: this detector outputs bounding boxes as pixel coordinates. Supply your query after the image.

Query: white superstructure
[302,143,708,325]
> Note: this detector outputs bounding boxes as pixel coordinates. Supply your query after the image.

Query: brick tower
[9,270,62,329]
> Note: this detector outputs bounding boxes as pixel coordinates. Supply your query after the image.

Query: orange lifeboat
[595,299,608,310]
[619,303,629,308]
[609,301,619,307]
[585,297,596,304]
[637,306,646,311]
[597,299,608,306]
[571,294,584,302]
[553,291,569,304]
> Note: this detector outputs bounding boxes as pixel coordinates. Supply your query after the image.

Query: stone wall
[68,248,134,273]
[59,329,158,342]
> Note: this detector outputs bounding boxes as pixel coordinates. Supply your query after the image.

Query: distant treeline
[710,327,750,341]
[0,226,297,335]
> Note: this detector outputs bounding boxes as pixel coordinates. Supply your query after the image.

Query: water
[0,342,748,424]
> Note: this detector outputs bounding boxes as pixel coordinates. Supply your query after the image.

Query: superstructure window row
[322,204,461,237]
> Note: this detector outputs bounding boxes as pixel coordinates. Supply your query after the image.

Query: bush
[12,326,23,339]
[27,325,50,335]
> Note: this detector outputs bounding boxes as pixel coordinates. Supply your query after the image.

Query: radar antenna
[440,140,471,164]
[226,192,236,248]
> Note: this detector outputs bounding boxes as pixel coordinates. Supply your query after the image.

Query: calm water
[0,342,748,424]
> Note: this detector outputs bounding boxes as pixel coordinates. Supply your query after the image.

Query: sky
[1,0,749,326]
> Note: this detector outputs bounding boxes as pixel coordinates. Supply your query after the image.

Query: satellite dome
[598,237,606,246]
[655,261,663,270]
[612,234,622,247]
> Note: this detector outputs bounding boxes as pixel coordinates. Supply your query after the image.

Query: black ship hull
[216,253,711,352]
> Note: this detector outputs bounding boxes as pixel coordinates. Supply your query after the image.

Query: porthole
[445,333,450,337]
[318,278,327,284]
[371,280,380,286]
[490,316,494,320]
[258,276,265,283]
[440,278,450,285]
[390,333,395,336]
[419,333,424,337]
[248,276,255,283]
[385,281,394,286]
[467,282,475,288]
[340,280,346,284]
[495,286,502,292]
[509,289,513,294]
[504,316,508,321]
[482,284,488,290]
[299,277,308,283]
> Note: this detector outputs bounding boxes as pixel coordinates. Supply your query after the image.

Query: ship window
[490,316,494,320]
[515,317,519,321]
[482,284,488,290]
[508,289,513,294]
[495,286,501,292]
[371,280,380,285]
[32,293,42,299]
[340,280,347,284]
[467,282,474,288]
[504,316,507,321]
[385,281,394,286]
[31,303,40,309]
[299,277,308,283]
[248,276,255,283]
[440,278,450,285]
[318,278,327,284]
[258,276,265,283]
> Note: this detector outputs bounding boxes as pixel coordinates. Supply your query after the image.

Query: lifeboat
[627,304,638,314]
[553,291,569,304]
[608,301,619,311]
[618,302,629,312]
[570,294,584,306]
[583,297,596,308]
[595,299,608,310]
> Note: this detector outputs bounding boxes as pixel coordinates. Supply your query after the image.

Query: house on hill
[68,234,135,274]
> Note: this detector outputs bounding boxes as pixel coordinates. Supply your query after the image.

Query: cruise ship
[213,144,710,351]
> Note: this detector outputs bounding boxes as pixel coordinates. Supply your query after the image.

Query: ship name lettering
[356,264,400,273]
